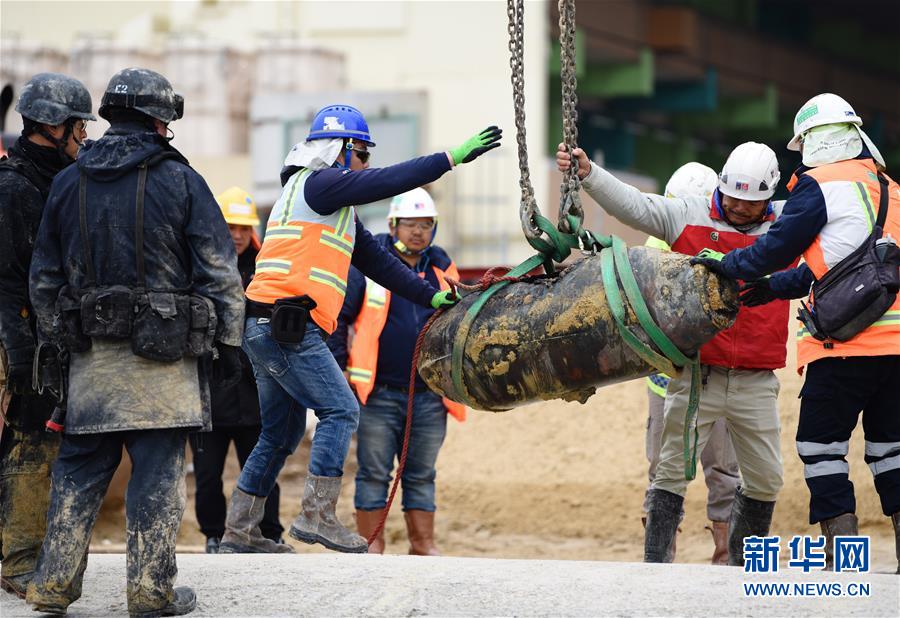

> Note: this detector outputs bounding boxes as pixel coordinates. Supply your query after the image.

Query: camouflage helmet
[15,73,96,125]
[98,68,184,124]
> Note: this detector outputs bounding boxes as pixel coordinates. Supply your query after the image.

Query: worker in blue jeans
[218,105,500,554]
[329,188,466,554]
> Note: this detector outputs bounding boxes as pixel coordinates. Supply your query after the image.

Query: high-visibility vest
[347,261,466,422]
[246,168,356,334]
[794,158,900,368]
[644,235,672,396]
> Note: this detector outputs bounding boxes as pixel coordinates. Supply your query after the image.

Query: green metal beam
[581,48,655,98]
[548,28,586,79]
[675,82,778,131]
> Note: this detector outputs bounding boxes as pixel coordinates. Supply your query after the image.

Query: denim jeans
[238,318,359,497]
[355,386,448,512]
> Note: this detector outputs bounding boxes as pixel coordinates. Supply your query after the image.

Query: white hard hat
[718,142,780,201]
[787,93,861,151]
[387,187,438,220]
[664,162,718,200]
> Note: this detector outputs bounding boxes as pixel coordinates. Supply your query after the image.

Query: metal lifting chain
[558,0,584,235]
[507,0,541,241]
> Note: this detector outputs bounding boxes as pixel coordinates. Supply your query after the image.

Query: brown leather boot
[820,512,858,571]
[404,510,440,556]
[356,509,386,554]
[707,521,729,565]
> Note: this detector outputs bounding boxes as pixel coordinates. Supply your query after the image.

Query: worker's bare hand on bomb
[556,143,591,180]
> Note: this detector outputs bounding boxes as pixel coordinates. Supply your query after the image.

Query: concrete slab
[2,554,898,617]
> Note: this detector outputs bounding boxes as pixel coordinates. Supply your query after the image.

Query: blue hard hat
[306,104,375,146]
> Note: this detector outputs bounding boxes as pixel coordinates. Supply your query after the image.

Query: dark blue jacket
[721,150,877,298]
[329,233,452,389]
[29,123,245,347]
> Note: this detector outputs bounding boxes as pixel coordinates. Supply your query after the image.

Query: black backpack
[798,173,900,343]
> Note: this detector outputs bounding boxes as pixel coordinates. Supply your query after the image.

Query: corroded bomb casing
[418,247,739,411]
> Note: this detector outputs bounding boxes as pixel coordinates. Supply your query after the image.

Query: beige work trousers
[652,366,783,503]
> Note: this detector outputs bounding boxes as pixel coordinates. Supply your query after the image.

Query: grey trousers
[644,386,741,522]
[652,367,783,503]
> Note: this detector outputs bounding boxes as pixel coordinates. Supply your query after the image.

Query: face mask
[801,123,862,167]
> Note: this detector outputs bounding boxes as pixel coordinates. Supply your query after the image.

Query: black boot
[644,489,683,563]
[728,489,775,567]
[820,513,858,571]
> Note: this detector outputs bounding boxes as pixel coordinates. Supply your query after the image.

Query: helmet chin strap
[39,120,77,165]
[342,139,353,170]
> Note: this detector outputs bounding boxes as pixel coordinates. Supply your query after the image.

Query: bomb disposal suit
[25,68,244,616]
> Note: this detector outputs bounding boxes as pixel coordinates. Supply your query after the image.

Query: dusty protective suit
[0,137,66,588]
[25,122,244,614]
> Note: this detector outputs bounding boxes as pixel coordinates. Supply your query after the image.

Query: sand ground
[89,340,898,570]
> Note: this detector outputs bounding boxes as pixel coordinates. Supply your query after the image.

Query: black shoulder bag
[798,173,900,343]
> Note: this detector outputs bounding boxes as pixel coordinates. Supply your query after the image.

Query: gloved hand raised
[431,290,461,310]
[689,248,732,278]
[449,126,502,165]
[213,344,243,389]
[739,279,778,307]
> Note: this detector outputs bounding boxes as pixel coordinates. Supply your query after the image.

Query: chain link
[557,0,584,235]
[508,0,541,240]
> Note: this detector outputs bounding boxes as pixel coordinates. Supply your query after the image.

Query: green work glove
[431,290,460,310]
[449,126,502,165]
[689,248,731,277]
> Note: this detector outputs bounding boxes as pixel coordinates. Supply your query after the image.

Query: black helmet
[15,73,96,125]
[98,68,184,124]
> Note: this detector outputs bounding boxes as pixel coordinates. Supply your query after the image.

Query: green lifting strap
[449,221,701,480]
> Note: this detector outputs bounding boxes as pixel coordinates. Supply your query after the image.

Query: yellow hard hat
[216,186,260,227]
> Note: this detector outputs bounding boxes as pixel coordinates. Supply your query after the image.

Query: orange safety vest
[246,168,356,334]
[347,262,466,422]
[794,158,900,369]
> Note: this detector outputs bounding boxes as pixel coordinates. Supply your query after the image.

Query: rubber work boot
[130,586,197,618]
[289,475,368,553]
[891,512,900,575]
[218,488,294,554]
[707,521,729,565]
[405,510,440,556]
[356,509,386,554]
[643,489,683,563]
[820,512,858,571]
[1,572,31,599]
[641,516,678,562]
[727,490,775,567]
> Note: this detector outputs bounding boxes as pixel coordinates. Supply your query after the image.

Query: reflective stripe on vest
[795,160,900,368]
[347,262,466,422]
[245,168,357,334]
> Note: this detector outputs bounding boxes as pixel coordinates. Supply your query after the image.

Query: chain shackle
[557,0,583,235]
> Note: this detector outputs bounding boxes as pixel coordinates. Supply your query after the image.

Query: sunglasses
[397,219,436,231]
[351,148,370,164]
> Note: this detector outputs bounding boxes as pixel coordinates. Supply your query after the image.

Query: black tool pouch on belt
[800,173,899,343]
[80,286,134,338]
[271,295,317,345]
[187,294,218,357]
[56,285,92,353]
[132,291,191,362]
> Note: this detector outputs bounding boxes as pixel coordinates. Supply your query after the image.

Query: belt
[246,300,328,341]
[378,383,430,395]
[246,300,274,319]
